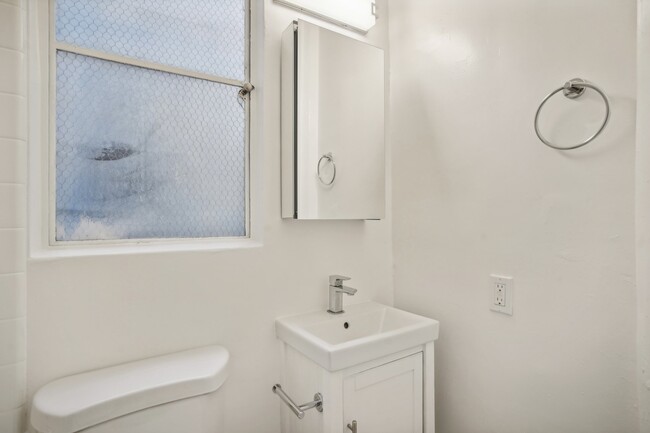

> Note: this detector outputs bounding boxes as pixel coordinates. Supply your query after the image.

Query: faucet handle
[329,275,351,286]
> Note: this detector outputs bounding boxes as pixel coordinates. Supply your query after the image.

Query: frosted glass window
[55,52,246,241]
[52,0,250,243]
[56,0,246,80]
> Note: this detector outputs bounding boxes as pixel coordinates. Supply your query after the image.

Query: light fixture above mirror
[274,0,378,33]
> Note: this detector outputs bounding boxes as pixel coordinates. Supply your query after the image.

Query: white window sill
[29,237,263,261]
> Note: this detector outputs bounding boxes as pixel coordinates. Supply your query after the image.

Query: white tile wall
[0,408,24,433]
[0,4,23,51]
[0,140,26,184]
[0,319,26,365]
[0,231,26,275]
[0,363,26,410]
[0,49,25,95]
[0,185,26,228]
[0,0,26,431]
[0,274,26,320]
[0,94,26,140]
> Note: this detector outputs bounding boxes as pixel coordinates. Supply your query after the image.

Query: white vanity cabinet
[274,302,438,433]
[343,352,423,433]
[279,343,435,433]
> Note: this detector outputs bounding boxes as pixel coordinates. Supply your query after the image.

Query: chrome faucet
[327,275,357,314]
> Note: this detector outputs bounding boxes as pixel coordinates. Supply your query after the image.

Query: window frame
[28,0,264,257]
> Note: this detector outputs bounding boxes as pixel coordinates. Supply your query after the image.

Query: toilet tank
[30,346,229,433]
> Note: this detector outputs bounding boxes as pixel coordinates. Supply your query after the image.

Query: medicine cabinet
[281,20,385,220]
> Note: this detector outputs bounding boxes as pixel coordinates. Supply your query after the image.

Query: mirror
[281,20,385,220]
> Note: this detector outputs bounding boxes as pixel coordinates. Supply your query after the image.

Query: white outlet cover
[490,275,513,315]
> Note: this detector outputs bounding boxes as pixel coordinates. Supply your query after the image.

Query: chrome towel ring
[317,152,336,185]
[534,78,610,150]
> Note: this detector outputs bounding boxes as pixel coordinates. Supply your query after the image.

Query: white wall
[0,0,27,431]
[637,1,650,430]
[389,1,638,432]
[25,2,392,433]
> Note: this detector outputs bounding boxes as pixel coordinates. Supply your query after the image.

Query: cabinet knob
[347,420,357,433]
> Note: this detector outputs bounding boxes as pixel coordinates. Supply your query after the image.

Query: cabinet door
[343,353,423,433]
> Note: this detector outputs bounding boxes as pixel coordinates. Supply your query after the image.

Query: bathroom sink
[275,302,439,371]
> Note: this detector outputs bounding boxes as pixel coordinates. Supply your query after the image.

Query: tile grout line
[0,136,27,143]
[0,404,27,415]
[0,45,24,54]
[0,405,27,414]
[0,45,23,55]
[0,1,21,11]
[0,361,26,368]
[0,314,26,321]
[0,355,27,363]
[0,91,26,99]
[0,316,26,324]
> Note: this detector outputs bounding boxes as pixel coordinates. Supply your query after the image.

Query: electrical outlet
[494,282,506,306]
[490,275,513,315]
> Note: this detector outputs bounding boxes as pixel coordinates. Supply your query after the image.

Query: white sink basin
[275,302,439,371]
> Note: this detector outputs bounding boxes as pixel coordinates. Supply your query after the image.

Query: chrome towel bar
[534,78,610,150]
[272,384,323,419]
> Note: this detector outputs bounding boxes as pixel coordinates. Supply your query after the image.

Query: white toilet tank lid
[30,345,229,433]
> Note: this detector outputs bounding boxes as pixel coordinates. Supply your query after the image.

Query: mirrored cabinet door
[282,20,385,220]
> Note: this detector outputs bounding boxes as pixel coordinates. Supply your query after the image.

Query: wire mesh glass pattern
[56,0,246,81]
[55,51,246,241]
